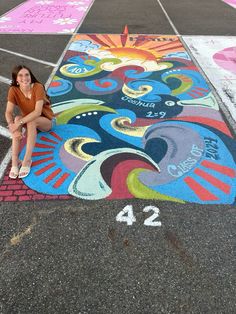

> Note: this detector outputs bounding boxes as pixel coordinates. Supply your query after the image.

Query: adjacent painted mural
[183,36,236,122]
[2,34,236,204]
[0,0,94,33]
[222,0,236,8]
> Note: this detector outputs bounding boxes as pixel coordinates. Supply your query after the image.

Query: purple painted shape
[223,0,236,8]
[0,0,94,33]
[59,144,86,173]
[140,122,205,186]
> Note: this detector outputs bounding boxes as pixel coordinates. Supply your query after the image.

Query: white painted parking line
[74,0,96,33]
[156,0,180,35]
[0,75,11,85]
[45,35,75,88]
[0,147,11,180]
[0,47,58,67]
[0,126,11,138]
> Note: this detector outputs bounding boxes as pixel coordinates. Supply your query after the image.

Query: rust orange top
[8,82,54,120]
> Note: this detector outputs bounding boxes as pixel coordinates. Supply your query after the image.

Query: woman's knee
[26,120,37,129]
[36,117,52,132]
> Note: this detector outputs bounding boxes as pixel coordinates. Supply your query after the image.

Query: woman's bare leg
[36,116,53,132]
[11,116,23,167]
[22,116,52,167]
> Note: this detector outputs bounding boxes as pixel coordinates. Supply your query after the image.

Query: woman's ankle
[12,158,20,167]
[22,158,32,166]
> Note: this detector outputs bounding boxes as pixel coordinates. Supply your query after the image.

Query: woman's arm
[19,100,44,125]
[10,100,44,132]
[5,101,20,136]
[5,101,15,125]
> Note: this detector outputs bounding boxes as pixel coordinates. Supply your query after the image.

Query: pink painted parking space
[0,0,94,33]
[223,0,236,8]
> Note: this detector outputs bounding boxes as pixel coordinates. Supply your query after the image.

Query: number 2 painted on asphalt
[143,206,161,227]
[116,205,161,227]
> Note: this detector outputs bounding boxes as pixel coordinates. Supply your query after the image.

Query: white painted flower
[67,1,85,4]
[53,18,77,25]
[58,28,75,33]
[0,16,11,23]
[76,6,87,11]
[36,0,53,4]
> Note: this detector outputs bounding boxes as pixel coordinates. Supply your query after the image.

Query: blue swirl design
[126,79,171,102]
[48,77,73,97]
[161,68,210,100]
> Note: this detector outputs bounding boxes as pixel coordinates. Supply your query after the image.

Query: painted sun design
[69,34,185,72]
[84,34,184,61]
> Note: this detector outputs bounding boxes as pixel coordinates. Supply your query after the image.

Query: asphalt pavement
[0,1,236,313]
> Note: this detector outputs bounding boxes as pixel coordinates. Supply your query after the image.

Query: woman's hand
[8,122,23,139]
[8,121,20,133]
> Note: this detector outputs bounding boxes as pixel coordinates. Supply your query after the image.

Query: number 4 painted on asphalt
[116,205,136,226]
[116,205,161,227]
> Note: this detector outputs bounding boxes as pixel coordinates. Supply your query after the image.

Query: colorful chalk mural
[222,0,236,8]
[0,0,94,33]
[183,36,236,122]
[3,34,236,204]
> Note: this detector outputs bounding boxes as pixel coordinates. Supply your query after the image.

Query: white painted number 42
[116,205,161,227]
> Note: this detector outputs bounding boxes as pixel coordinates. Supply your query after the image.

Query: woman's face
[17,68,31,88]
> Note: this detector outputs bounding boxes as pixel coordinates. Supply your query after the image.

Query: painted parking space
[183,36,236,123]
[1,1,236,312]
[1,33,236,204]
[0,0,94,34]
[223,0,236,8]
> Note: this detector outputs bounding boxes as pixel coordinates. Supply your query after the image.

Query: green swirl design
[127,168,185,203]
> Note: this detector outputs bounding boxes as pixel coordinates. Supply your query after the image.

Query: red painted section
[184,176,219,201]
[5,196,18,201]
[0,190,13,197]
[172,117,232,137]
[34,163,56,175]
[201,160,236,177]
[32,150,54,156]
[33,157,54,166]
[95,80,112,88]
[44,168,62,183]
[0,170,72,202]
[53,173,70,188]
[40,136,58,144]
[35,143,55,149]
[123,25,129,34]
[194,168,231,194]
[50,81,61,87]
[49,131,62,141]
[107,160,155,199]
[130,116,232,137]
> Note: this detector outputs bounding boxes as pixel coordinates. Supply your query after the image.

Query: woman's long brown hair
[10,65,39,86]
[10,64,51,102]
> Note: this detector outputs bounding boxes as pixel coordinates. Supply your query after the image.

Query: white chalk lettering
[168,157,198,177]
[121,96,155,108]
